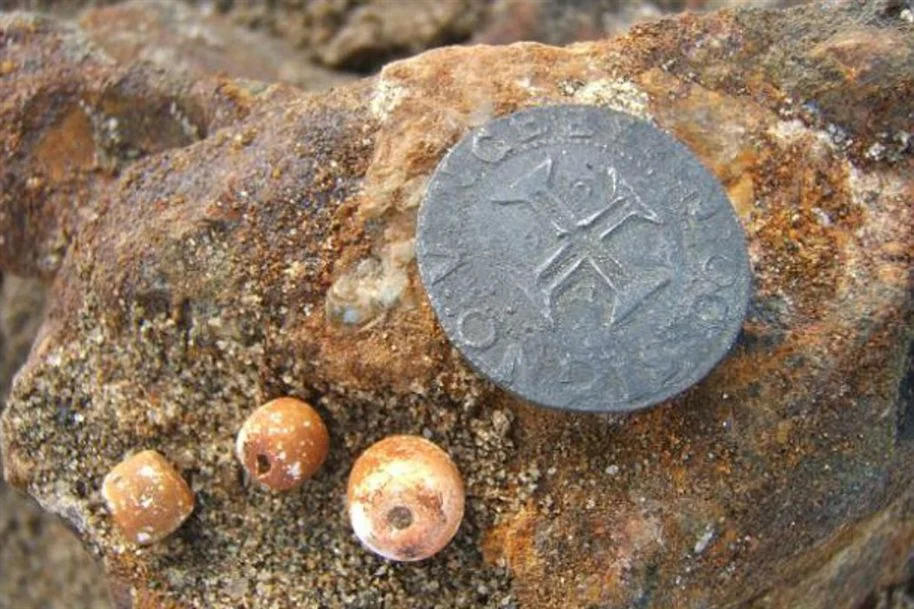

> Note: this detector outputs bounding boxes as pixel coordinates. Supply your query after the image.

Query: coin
[416,105,751,412]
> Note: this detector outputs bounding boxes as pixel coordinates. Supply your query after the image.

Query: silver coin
[416,105,751,412]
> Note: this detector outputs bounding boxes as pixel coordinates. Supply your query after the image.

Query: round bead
[347,435,465,561]
[101,450,194,546]
[235,397,330,491]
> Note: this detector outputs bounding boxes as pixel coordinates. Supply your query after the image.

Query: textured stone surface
[78,0,354,90]
[473,0,809,45]
[0,483,112,609]
[476,0,672,45]
[0,275,46,398]
[0,5,352,606]
[0,3,913,609]
[220,0,490,72]
[0,0,115,16]
[0,12,256,277]
[0,273,112,609]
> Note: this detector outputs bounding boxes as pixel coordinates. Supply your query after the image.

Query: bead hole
[387,506,413,530]
[256,453,271,475]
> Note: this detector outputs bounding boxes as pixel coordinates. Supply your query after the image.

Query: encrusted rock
[0,273,112,609]
[0,12,261,277]
[1,2,913,609]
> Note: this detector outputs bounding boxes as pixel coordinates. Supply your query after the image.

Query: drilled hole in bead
[256,454,271,475]
[387,506,413,530]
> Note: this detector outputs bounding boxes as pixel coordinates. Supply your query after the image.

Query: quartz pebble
[101,450,194,545]
[235,397,330,491]
[347,435,465,561]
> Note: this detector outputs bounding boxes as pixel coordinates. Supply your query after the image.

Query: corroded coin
[416,105,751,412]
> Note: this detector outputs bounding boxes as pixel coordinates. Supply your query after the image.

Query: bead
[235,397,330,491]
[101,450,194,546]
[347,435,464,561]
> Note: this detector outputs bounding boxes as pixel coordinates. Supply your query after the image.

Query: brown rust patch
[32,103,97,182]
[748,136,863,315]
[638,68,772,216]
[810,27,912,82]
[640,67,866,320]
[488,496,666,608]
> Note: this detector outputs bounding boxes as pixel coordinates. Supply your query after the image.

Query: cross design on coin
[416,105,751,412]
[492,155,669,323]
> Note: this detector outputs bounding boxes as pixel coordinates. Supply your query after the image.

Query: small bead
[347,435,464,561]
[101,450,194,546]
[236,397,330,491]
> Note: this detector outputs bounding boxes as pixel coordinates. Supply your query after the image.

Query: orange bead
[347,435,465,561]
[235,397,330,491]
[101,450,194,546]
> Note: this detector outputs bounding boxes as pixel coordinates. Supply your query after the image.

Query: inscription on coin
[417,105,751,412]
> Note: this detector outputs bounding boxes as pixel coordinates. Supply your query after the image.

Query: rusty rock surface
[1,3,913,609]
[0,12,268,277]
[0,4,353,606]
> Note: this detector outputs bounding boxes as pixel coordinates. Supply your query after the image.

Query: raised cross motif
[492,156,670,323]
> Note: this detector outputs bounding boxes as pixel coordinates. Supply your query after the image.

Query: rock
[1,3,913,609]
[78,0,355,91]
[0,275,47,400]
[0,484,112,609]
[220,0,490,72]
[0,0,114,16]
[306,0,488,71]
[0,11,272,277]
[476,0,674,45]
[474,0,804,46]
[0,2,322,603]
[0,273,111,609]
